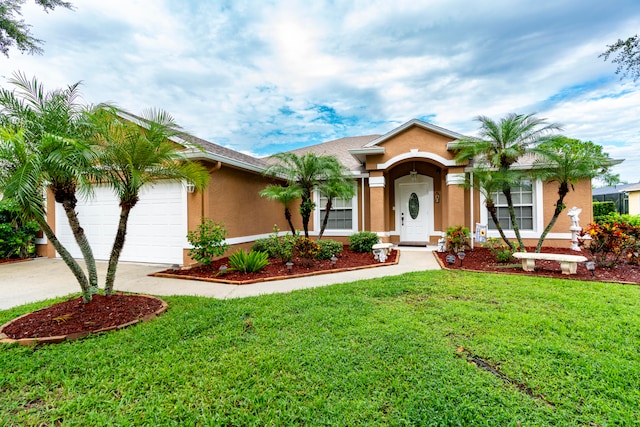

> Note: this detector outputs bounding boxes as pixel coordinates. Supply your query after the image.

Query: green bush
[445,225,471,253]
[295,238,319,260]
[0,199,39,259]
[593,201,616,222]
[187,218,230,265]
[316,240,344,260]
[349,231,379,253]
[228,249,269,273]
[483,238,514,263]
[252,226,298,263]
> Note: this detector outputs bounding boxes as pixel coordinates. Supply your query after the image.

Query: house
[592,184,630,214]
[624,183,640,216]
[38,119,597,265]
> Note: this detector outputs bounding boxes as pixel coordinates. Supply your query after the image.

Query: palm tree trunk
[284,207,296,234]
[104,205,132,295]
[318,198,333,240]
[299,192,313,239]
[503,187,525,250]
[535,183,569,253]
[61,199,99,294]
[486,200,512,248]
[37,217,93,302]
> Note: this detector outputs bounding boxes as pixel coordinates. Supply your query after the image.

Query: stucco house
[38,118,595,265]
[624,183,640,216]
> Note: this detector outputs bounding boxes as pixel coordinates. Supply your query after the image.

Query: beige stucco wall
[629,191,640,216]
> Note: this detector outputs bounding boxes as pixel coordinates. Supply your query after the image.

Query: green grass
[1,270,640,425]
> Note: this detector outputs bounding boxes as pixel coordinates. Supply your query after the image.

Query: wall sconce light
[435,192,440,203]
[186,183,195,193]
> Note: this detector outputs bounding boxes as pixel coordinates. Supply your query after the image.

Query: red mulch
[159,248,398,283]
[1,294,165,340]
[436,247,640,284]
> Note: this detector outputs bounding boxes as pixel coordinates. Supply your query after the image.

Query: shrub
[445,225,470,253]
[295,238,319,261]
[316,240,344,260]
[593,201,616,223]
[582,221,639,267]
[228,249,269,273]
[252,226,299,263]
[349,231,379,253]
[187,218,230,265]
[483,238,514,263]
[0,199,39,259]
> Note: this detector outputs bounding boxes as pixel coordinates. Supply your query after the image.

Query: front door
[399,182,431,243]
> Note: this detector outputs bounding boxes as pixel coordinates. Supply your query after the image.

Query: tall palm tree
[259,184,303,234]
[264,152,345,238]
[0,72,102,301]
[89,108,210,295]
[317,173,355,240]
[455,113,562,249]
[0,127,92,298]
[532,137,617,252]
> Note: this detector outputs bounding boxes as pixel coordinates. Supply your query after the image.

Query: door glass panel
[408,192,419,219]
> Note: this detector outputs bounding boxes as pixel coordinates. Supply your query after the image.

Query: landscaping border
[0,294,168,346]
[150,251,401,285]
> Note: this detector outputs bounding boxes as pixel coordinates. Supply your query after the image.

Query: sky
[2,0,640,184]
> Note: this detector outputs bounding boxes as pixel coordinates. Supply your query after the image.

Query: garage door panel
[56,182,187,264]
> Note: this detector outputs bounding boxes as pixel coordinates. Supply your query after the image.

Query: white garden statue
[567,207,582,251]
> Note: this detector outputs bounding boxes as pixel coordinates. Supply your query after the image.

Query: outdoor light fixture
[446,254,456,266]
[586,261,595,276]
[186,183,195,193]
[457,251,466,266]
[218,265,228,275]
[286,261,294,273]
[330,255,338,267]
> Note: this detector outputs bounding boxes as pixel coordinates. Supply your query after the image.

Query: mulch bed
[436,247,640,284]
[0,294,167,343]
[154,248,399,284]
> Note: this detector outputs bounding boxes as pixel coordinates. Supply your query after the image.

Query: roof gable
[364,119,466,147]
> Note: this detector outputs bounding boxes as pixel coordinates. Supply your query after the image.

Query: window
[318,195,353,230]
[488,180,534,230]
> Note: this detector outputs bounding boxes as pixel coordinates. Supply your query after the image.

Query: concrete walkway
[0,247,441,310]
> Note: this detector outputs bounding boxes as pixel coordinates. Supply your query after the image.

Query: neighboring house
[624,183,640,216]
[38,118,598,265]
[592,184,630,214]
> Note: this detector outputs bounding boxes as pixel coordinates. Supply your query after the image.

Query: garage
[55,181,188,264]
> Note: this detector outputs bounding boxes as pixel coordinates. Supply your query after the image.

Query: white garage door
[56,181,188,264]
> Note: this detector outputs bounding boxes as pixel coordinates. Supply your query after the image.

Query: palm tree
[532,137,617,252]
[259,184,303,234]
[0,72,101,301]
[88,108,210,295]
[455,113,562,249]
[264,153,345,238]
[317,173,355,240]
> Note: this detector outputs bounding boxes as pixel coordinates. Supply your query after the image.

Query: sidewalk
[0,247,441,310]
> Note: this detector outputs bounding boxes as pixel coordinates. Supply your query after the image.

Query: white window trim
[479,179,543,239]
[311,190,358,236]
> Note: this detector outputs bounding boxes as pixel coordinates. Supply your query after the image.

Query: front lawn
[1,270,639,425]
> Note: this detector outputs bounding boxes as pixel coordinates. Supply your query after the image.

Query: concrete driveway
[0,248,441,310]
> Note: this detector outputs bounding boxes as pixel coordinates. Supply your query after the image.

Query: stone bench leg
[521,259,536,272]
[560,261,577,275]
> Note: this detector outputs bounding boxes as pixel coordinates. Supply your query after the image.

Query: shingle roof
[270,135,381,171]
[184,135,269,170]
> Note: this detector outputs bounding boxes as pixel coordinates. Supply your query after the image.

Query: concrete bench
[372,243,394,262]
[512,252,588,275]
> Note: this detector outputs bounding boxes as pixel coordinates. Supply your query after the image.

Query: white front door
[397,177,433,243]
